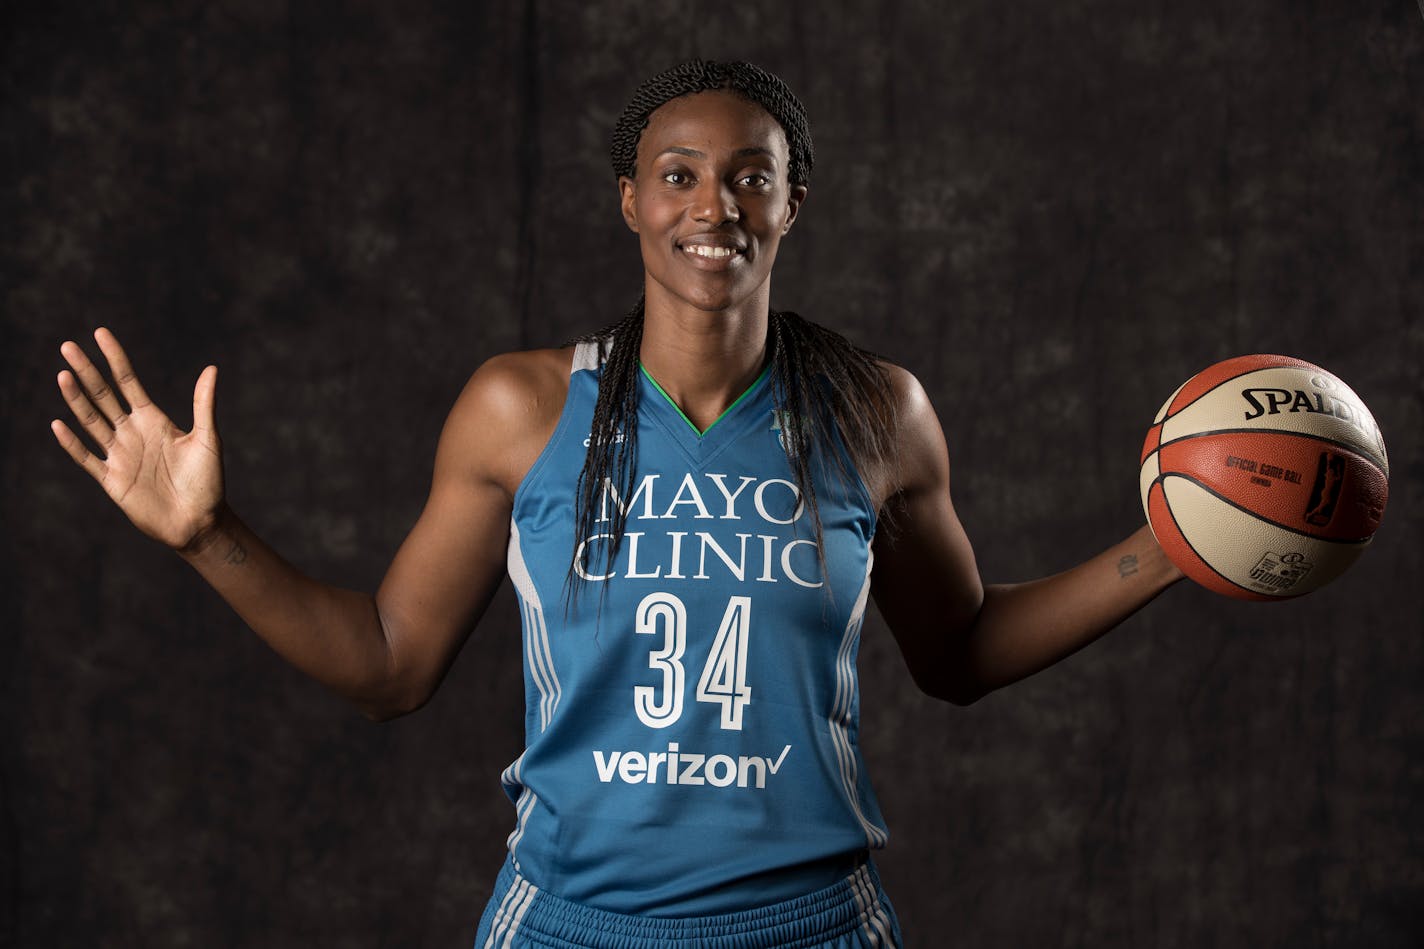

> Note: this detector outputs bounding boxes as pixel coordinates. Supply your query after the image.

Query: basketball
[1139,354,1389,600]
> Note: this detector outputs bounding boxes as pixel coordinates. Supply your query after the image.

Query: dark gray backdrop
[4,1,1422,946]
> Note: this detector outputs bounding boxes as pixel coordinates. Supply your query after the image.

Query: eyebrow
[657,146,779,163]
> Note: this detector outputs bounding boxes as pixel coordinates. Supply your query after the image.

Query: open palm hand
[52,328,224,550]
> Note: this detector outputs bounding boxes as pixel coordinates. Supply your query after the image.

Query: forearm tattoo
[224,540,248,566]
[1117,554,1139,578]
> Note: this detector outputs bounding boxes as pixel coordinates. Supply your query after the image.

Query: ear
[782,184,808,235]
[619,176,639,233]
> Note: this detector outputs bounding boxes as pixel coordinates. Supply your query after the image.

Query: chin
[688,294,739,312]
[678,278,768,313]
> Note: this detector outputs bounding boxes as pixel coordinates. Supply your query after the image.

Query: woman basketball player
[51,60,1183,948]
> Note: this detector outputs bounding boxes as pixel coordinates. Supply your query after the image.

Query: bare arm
[53,329,567,720]
[178,507,412,718]
[869,366,1183,705]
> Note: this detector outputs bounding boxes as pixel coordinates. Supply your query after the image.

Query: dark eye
[662,170,691,185]
[739,173,770,188]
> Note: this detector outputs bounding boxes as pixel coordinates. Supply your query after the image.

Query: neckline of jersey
[638,362,772,438]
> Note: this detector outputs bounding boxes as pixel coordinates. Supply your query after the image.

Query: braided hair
[568,60,897,606]
[609,59,815,188]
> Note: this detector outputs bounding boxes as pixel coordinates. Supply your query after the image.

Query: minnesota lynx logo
[770,410,808,456]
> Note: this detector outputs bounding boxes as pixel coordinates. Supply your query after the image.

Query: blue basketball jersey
[501,340,888,915]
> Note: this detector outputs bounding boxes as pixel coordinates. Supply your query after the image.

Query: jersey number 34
[633,592,752,731]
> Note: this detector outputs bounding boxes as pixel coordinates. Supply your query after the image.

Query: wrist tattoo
[225,540,248,566]
[1117,554,1139,578]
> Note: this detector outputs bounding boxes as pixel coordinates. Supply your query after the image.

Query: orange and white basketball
[1139,354,1388,600]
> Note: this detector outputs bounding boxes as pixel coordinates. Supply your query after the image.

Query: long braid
[768,310,898,583]
[566,300,644,608]
[567,60,895,605]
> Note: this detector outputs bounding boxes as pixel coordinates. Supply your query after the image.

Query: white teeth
[684,244,738,259]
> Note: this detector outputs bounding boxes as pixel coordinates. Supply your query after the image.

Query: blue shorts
[473,858,903,948]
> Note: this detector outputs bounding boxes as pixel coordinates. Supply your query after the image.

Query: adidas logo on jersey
[582,429,627,448]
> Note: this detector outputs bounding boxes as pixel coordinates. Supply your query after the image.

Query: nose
[692,178,739,225]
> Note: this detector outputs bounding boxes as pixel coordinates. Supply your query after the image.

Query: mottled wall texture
[4,1,1422,946]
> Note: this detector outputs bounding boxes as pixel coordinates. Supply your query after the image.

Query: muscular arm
[52,330,566,718]
[870,367,1182,705]
[174,351,569,720]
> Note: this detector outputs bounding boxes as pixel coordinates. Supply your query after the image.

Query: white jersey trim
[829,551,889,849]
[570,338,603,374]
[508,521,562,729]
[854,863,896,946]
[483,875,540,949]
[503,521,562,869]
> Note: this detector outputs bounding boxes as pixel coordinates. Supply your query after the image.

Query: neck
[638,282,771,432]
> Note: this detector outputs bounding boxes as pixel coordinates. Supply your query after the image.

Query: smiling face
[619,90,807,315]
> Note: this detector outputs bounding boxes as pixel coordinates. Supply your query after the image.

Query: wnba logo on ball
[1304,451,1346,526]
[1141,354,1389,600]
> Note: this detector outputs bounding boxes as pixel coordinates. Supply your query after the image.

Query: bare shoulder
[865,360,951,510]
[455,347,574,418]
[879,360,935,419]
[439,346,576,499]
